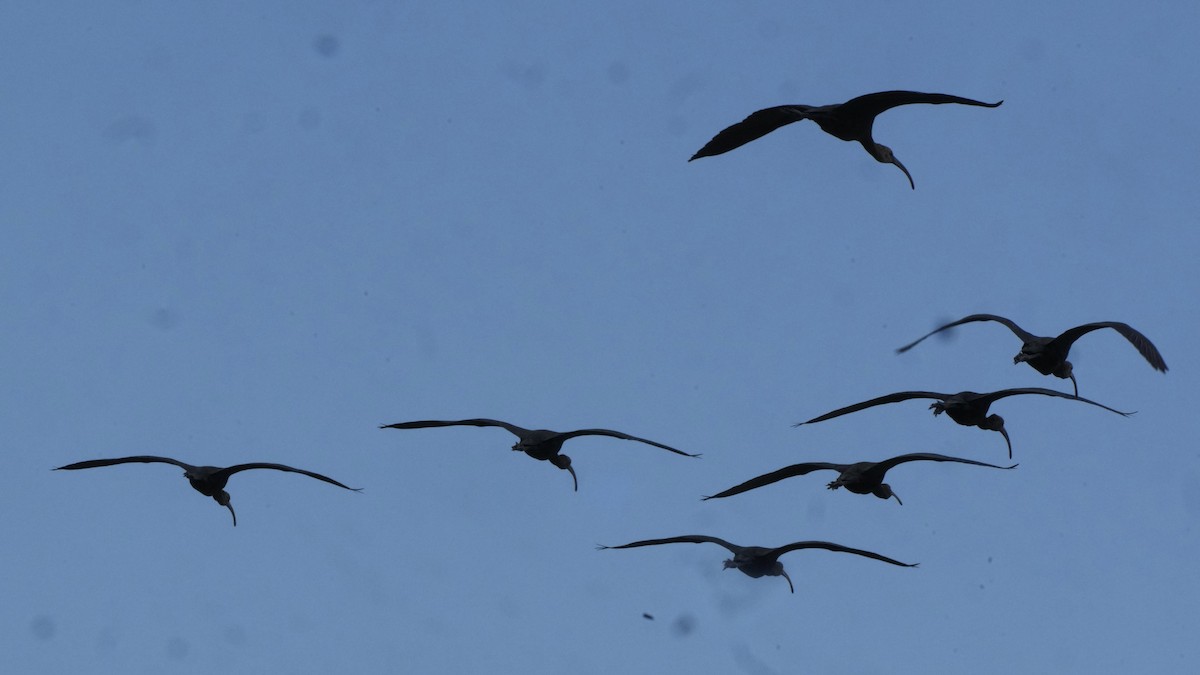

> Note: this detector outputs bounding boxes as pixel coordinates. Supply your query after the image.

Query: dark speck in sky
[672,614,696,637]
[148,307,179,330]
[224,625,247,646]
[299,107,321,130]
[502,62,545,90]
[30,615,55,641]
[313,34,339,57]
[167,636,189,660]
[104,115,156,145]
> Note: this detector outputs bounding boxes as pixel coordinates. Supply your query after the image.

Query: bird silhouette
[598,535,916,593]
[55,456,361,526]
[895,314,1168,395]
[795,388,1133,458]
[379,418,698,491]
[704,452,1017,505]
[688,90,1002,188]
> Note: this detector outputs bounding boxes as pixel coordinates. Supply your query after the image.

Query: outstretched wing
[795,391,948,426]
[380,418,529,437]
[840,91,1002,126]
[873,452,1017,474]
[554,429,698,457]
[597,535,738,554]
[981,388,1134,416]
[217,463,361,491]
[55,455,196,472]
[769,540,918,567]
[689,105,815,160]
[703,462,845,500]
[896,313,1036,354]
[1050,322,1168,372]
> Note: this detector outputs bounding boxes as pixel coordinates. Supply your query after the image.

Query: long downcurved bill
[225,502,237,527]
[1068,373,1079,397]
[780,568,794,594]
[998,426,1012,459]
[565,464,578,492]
[891,155,915,190]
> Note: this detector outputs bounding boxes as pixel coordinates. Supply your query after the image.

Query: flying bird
[55,456,361,526]
[895,314,1168,395]
[689,90,1002,188]
[598,535,916,593]
[795,388,1133,458]
[379,418,698,491]
[704,452,1017,505]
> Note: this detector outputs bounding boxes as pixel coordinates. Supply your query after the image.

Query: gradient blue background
[3,2,1196,673]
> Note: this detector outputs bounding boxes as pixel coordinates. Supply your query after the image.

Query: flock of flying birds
[54,90,1168,595]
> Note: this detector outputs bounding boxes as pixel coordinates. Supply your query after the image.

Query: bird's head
[980,415,1013,459]
[551,454,578,491]
[873,143,915,190]
[874,483,902,505]
[1052,361,1079,394]
[760,562,796,593]
[213,490,237,527]
[979,414,1005,432]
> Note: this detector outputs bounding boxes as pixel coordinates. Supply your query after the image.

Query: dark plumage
[689,90,1002,188]
[896,314,1168,395]
[795,388,1133,458]
[55,455,361,526]
[380,418,697,491]
[704,452,1017,505]
[598,535,916,593]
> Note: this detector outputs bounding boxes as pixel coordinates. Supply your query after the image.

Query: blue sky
[3,2,1197,673]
